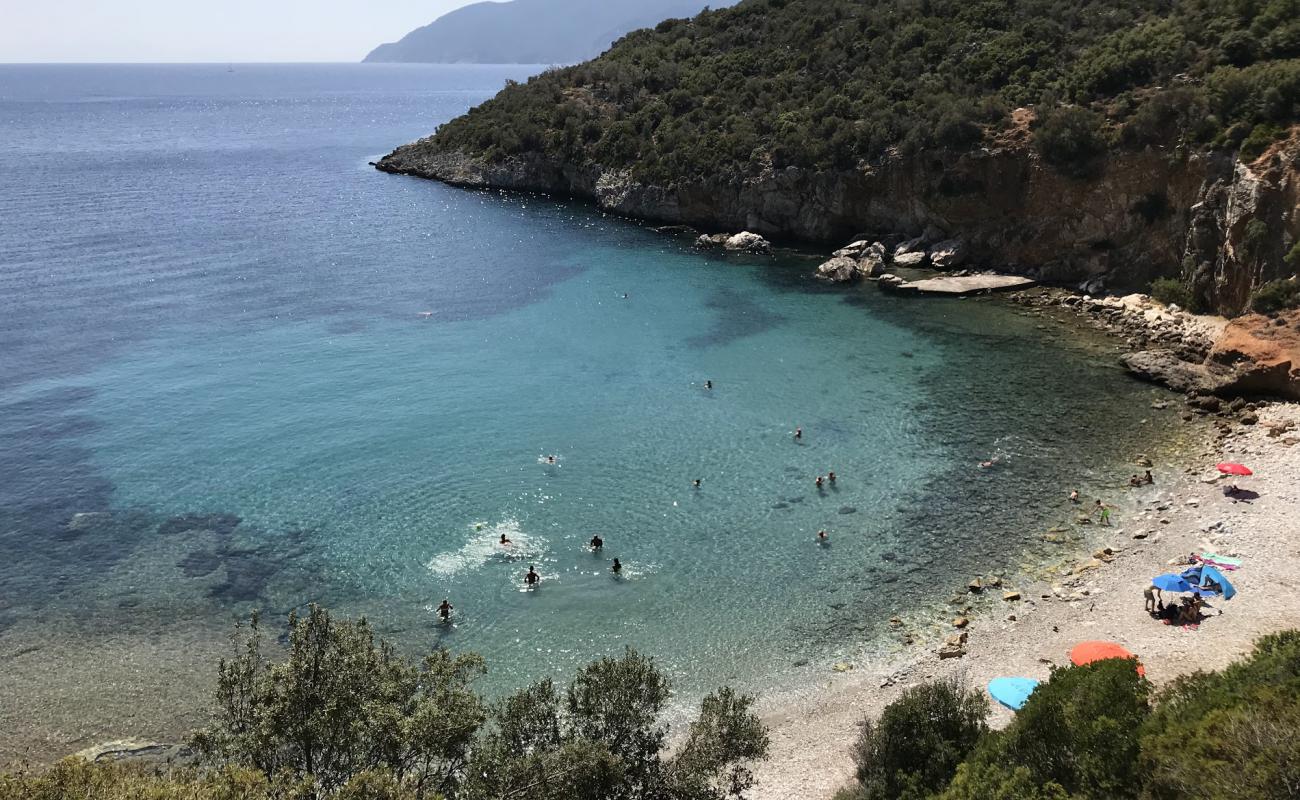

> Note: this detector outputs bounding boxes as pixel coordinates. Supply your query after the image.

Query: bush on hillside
[1035,106,1108,176]
[1250,277,1300,313]
[1150,277,1195,309]
[850,677,989,800]
[1140,631,1300,800]
[418,0,1300,182]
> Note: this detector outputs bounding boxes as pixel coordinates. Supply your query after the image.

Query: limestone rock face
[375,131,1300,315]
[694,233,729,249]
[1208,310,1300,400]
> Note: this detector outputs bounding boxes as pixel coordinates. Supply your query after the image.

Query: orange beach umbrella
[1070,640,1146,677]
[1216,462,1253,477]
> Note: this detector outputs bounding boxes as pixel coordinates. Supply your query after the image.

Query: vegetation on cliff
[422,0,1300,182]
[833,630,1300,800]
[0,605,768,800]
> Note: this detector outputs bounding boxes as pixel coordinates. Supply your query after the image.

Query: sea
[0,63,1185,762]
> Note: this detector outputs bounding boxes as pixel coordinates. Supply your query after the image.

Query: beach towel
[1200,553,1242,570]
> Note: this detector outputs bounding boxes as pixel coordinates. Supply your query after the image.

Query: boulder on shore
[724,231,772,254]
[694,233,730,249]
[816,256,860,282]
[893,251,928,267]
[894,236,926,257]
[928,238,967,268]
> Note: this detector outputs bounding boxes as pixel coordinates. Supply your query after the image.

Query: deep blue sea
[0,64,1183,761]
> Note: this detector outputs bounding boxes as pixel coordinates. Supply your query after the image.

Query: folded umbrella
[1217,462,1253,476]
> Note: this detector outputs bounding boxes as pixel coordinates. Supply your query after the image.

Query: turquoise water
[0,64,1181,758]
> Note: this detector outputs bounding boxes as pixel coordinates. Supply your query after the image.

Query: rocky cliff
[378,127,1300,314]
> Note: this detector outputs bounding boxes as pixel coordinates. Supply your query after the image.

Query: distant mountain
[364,0,736,64]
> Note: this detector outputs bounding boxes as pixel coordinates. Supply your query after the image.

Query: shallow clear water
[0,64,1183,759]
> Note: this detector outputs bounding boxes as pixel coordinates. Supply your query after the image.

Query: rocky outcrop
[1208,311,1300,400]
[693,230,772,254]
[816,256,859,282]
[377,127,1300,315]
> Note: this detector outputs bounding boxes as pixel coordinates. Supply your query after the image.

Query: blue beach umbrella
[1199,565,1237,601]
[1151,573,1194,593]
[988,677,1039,711]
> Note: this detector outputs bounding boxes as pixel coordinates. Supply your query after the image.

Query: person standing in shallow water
[1096,499,1113,526]
[794,426,802,441]
[525,565,539,587]
[589,535,603,551]
[437,599,453,622]
[612,558,622,575]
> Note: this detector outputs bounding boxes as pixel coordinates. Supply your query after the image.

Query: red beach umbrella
[1216,462,1253,477]
[1070,641,1146,677]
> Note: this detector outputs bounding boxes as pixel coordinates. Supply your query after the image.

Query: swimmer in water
[499,533,512,546]
[979,459,995,469]
[546,455,556,465]
[612,558,622,574]
[704,380,713,390]
[622,293,629,299]
[590,535,603,551]
[525,565,540,587]
[1069,489,1080,503]
[815,475,824,488]
[794,426,802,440]
[437,599,453,622]
[817,529,828,542]
[827,471,837,483]
[693,478,701,489]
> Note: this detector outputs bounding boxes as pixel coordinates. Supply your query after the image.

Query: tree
[849,677,989,800]
[668,687,772,800]
[192,605,486,798]
[969,659,1150,798]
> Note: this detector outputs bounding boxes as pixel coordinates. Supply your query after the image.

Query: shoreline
[748,388,1300,798]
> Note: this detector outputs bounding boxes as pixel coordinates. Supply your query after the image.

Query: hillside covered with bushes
[380,0,1300,314]
[424,0,1300,181]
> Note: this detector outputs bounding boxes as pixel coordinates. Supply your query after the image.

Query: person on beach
[437,599,453,622]
[590,535,603,551]
[612,558,622,575]
[499,533,512,546]
[794,427,802,441]
[1096,499,1112,526]
[1069,489,1080,504]
[525,565,540,588]
[1144,585,1158,614]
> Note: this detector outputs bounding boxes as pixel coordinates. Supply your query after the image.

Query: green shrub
[1150,277,1195,308]
[1240,123,1286,160]
[1140,631,1300,800]
[850,678,989,800]
[1250,277,1300,313]
[1286,241,1300,268]
[1034,106,1108,176]
[962,659,1150,798]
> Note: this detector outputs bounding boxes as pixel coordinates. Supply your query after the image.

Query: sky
[0,0,488,63]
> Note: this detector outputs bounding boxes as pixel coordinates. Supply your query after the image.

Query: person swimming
[704,380,713,390]
[827,471,837,483]
[1069,489,1080,503]
[817,529,828,542]
[525,565,540,587]
[815,475,824,488]
[545,455,556,465]
[693,478,701,489]
[590,535,603,551]
[437,599,453,621]
[499,533,512,546]
[794,426,802,440]
[612,558,622,574]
